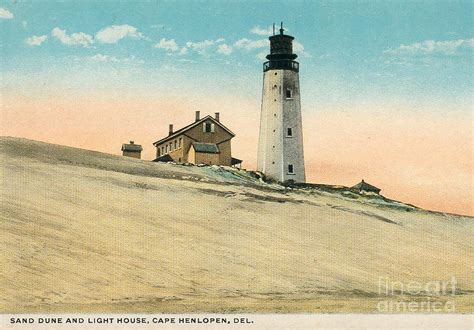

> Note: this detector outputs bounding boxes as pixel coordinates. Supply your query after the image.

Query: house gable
[153,115,235,147]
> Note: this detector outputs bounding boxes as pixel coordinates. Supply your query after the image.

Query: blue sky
[1,1,473,214]
[1,0,472,110]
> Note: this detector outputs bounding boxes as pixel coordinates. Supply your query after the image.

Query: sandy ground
[1,137,473,313]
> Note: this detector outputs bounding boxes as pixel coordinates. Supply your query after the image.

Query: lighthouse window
[288,164,294,174]
[286,89,293,99]
[287,128,293,136]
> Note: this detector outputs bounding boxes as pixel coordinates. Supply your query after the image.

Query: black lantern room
[263,22,299,72]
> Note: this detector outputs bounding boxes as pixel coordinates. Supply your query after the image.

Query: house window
[157,148,161,157]
[288,164,294,174]
[286,89,293,99]
[161,146,164,155]
[203,122,215,133]
[165,145,168,153]
[170,142,173,151]
[287,128,293,137]
[174,140,177,149]
[179,138,182,148]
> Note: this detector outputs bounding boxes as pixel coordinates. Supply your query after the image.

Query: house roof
[153,115,235,146]
[351,180,381,192]
[152,154,173,162]
[192,142,220,154]
[122,142,143,152]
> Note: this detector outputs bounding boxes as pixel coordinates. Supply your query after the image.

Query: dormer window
[203,122,215,133]
[286,89,293,99]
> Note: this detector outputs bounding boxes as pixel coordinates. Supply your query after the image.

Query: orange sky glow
[2,89,472,216]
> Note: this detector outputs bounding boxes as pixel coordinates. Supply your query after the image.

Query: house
[152,111,241,167]
[351,180,381,194]
[121,141,142,159]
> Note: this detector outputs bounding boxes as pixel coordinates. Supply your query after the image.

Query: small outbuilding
[351,179,381,194]
[121,141,143,159]
[231,157,243,169]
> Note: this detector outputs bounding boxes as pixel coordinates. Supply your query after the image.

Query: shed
[153,154,174,162]
[231,157,243,168]
[351,180,381,194]
[121,141,143,159]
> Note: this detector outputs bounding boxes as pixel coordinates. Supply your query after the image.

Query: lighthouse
[257,23,306,183]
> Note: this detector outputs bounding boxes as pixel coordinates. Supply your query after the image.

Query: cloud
[384,38,474,56]
[89,54,119,62]
[52,27,93,47]
[186,39,214,49]
[88,54,144,64]
[250,25,274,36]
[154,39,189,56]
[256,51,267,61]
[154,38,179,52]
[293,40,311,57]
[234,38,269,50]
[0,8,13,19]
[95,24,143,44]
[185,39,217,55]
[217,44,232,55]
[50,25,144,48]
[25,35,47,46]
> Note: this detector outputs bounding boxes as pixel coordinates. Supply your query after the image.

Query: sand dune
[1,137,473,312]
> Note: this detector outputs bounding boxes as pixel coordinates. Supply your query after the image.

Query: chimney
[215,112,220,122]
[195,111,200,122]
[130,141,134,144]
[169,124,173,136]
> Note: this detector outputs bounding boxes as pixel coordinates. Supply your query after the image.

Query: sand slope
[1,137,473,312]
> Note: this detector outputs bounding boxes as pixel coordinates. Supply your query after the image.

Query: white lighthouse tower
[257,23,306,183]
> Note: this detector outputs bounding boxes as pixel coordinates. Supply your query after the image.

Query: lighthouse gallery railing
[263,60,299,72]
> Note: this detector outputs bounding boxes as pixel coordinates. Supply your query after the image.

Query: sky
[1,1,473,215]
